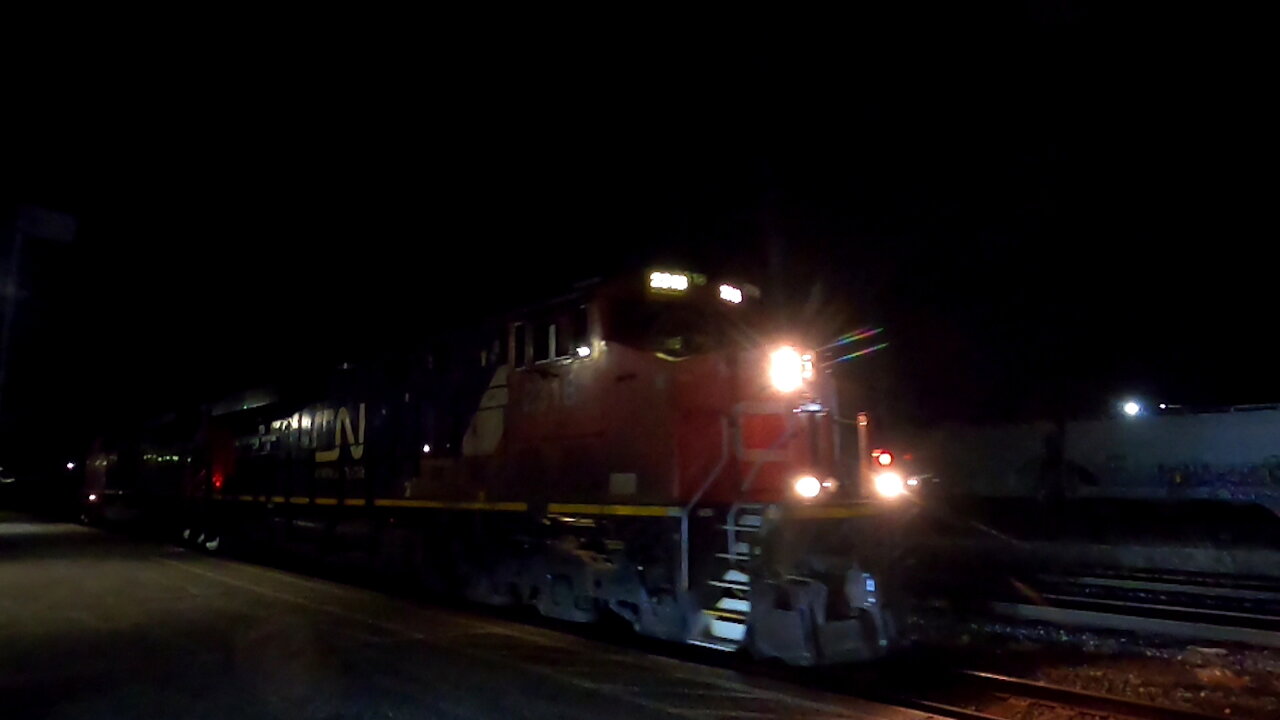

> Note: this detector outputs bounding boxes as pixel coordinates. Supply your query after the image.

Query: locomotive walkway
[0,515,925,719]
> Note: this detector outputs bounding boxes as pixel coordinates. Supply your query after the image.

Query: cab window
[606,298,757,357]
[533,319,552,362]
[512,323,528,367]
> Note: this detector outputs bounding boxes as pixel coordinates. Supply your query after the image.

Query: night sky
[3,6,1274,458]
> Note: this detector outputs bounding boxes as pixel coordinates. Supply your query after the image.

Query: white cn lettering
[315,403,366,462]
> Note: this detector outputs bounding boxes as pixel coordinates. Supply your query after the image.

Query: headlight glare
[793,475,821,498]
[874,472,906,499]
[769,346,806,392]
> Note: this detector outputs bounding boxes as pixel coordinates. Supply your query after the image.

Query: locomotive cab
[499,268,911,663]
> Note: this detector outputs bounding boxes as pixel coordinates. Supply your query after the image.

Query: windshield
[606,296,762,357]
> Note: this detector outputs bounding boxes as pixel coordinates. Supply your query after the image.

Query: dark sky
[3,5,1275,451]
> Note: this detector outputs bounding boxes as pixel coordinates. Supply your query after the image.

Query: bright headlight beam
[793,475,821,498]
[874,472,906,499]
[1122,401,1141,417]
[719,284,743,304]
[769,346,805,392]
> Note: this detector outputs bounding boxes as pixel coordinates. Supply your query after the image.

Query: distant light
[906,477,920,487]
[876,451,893,467]
[422,444,431,454]
[66,462,75,470]
[649,271,689,291]
[1122,401,1141,417]
[87,494,97,502]
[718,284,743,304]
[1159,403,1167,410]
[575,345,591,358]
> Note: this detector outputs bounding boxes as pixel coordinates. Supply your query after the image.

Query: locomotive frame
[89,269,914,665]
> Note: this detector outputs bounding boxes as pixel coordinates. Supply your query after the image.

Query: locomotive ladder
[688,502,765,651]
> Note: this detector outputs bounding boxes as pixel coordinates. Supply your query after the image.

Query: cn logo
[315,403,366,462]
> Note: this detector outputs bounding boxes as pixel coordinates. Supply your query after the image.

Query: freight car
[82,412,198,528]
[154,269,916,665]
[877,406,1280,603]
[906,407,1280,515]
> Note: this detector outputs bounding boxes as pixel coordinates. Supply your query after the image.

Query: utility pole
[0,206,76,424]
[0,227,25,417]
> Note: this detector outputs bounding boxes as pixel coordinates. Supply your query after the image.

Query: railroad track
[890,669,1223,720]
[982,569,1280,648]
[1041,569,1280,618]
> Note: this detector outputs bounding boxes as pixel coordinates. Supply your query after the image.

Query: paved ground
[0,515,921,719]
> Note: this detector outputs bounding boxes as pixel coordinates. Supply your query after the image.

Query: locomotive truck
[91,269,918,665]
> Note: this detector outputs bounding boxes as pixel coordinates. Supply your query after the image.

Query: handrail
[740,422,800,494]
[679,415,730,591]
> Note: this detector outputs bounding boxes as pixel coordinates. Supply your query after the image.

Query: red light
[876,451,893,467]
[213,473,224,490]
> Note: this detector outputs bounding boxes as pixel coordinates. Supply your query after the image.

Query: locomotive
[99,269,917,665]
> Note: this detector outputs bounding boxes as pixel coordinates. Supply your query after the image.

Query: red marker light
[212,473,224,490]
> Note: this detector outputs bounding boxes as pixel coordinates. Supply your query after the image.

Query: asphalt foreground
[0,515,921,719]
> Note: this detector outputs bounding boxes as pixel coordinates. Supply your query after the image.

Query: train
[904,407,1280,513]
[885,406,1280,582]
[82,268,922,666]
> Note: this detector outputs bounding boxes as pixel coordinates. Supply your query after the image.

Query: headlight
[793,475,821,498]
[873,472,906,499]
[769,346,813,392]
